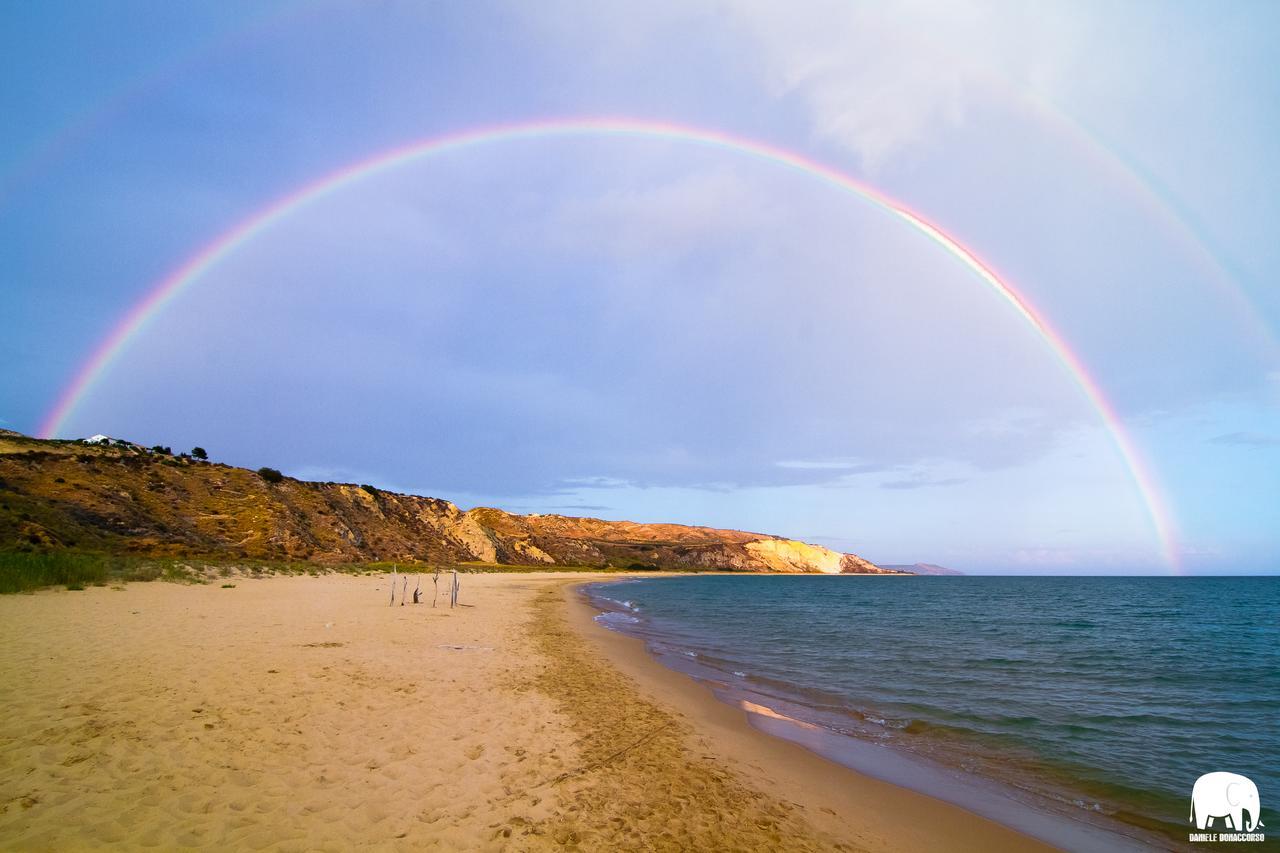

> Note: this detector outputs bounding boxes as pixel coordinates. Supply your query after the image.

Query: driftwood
[432,568,440,608]
[412,575,421,604]
[400,575,408,606]
[389,567,396,606]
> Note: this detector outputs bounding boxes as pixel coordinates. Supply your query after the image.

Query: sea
[584,575,1278,852]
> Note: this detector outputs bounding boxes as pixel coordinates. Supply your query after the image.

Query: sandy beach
[0,573,1052,851]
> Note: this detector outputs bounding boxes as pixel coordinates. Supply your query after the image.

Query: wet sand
[0,573,1053,850]
[561,582,1057,852]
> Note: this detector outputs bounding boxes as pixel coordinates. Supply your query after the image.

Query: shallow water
[585,575,1279,851]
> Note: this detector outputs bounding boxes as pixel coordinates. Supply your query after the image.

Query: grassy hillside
[0,430,895,590]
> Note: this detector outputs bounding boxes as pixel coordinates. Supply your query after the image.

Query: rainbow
[7,9,1271,364]
[36,117,1182,570]
[1014,96,1280,364]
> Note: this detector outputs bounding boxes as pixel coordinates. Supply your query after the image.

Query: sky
[2,0,1277,574]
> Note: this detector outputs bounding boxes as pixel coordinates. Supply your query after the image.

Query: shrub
[360,484,379,495]
[191,447,208,460]
[257,467,284,484]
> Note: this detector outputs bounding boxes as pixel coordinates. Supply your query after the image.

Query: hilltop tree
[191,447,208,460]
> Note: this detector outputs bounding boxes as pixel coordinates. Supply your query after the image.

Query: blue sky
[2,1,1277,573]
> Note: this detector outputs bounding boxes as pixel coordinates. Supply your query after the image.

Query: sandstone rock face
[0,432,894,573]
[744,539,844,573]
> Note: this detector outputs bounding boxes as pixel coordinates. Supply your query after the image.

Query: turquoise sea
[584,576,1278,851]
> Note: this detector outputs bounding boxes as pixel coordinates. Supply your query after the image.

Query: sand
[0,573,1054,851]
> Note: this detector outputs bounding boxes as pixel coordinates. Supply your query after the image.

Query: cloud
[507,503,614,513]
[82,125,1102,503]
[775,458,883,472]
[880,475,967,491]
[556,476,633,490]
[1210,431,1280,447]
[721,0,1085,169]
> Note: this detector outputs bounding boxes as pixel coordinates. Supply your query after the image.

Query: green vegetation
[257,467,284,483]
[360,483,379,495]
[191,447,208,460]
[0,551,163,593]
[0,550,702,595]
[0,551,416,593]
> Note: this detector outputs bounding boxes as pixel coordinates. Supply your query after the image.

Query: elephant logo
[1190,772,1264,833]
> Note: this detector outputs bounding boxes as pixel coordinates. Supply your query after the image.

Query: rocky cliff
[0,431,895,574]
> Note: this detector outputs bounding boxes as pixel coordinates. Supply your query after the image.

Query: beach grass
[0,551,151,593]
[0,550,680,593]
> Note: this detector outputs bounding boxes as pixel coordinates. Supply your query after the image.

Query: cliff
[0,431,896,574]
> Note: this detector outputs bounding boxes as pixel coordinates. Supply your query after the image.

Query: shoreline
[561,578,1062,852]
[0,571,1171,850]
[0,571,927,850]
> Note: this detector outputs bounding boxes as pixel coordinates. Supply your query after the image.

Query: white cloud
[775,457,881,472]
[558,475,633,489]
[719,0,1086,170]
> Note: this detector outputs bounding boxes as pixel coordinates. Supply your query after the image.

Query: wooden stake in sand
[433,567,439,608]
[450,570,459,608]
[389,567,396,606]
[412,575,421,605]
[400,575,408,606]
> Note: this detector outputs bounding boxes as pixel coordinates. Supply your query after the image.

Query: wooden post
[432,568,439,608]
[450,570,458,608]
[413,574,421,605]
[389,567,396,606]
[400,575,408,606]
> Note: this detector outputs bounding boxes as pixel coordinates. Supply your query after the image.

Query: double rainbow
[36,117,1181,570]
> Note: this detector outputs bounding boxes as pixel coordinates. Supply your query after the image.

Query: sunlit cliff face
[745,539,845,573]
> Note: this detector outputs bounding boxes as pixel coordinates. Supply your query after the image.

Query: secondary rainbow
[36,116,1182,570]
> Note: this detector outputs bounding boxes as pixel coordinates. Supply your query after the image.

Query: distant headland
[881,563,965,576]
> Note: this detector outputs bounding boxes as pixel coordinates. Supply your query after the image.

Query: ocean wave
[594,612,640,630]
